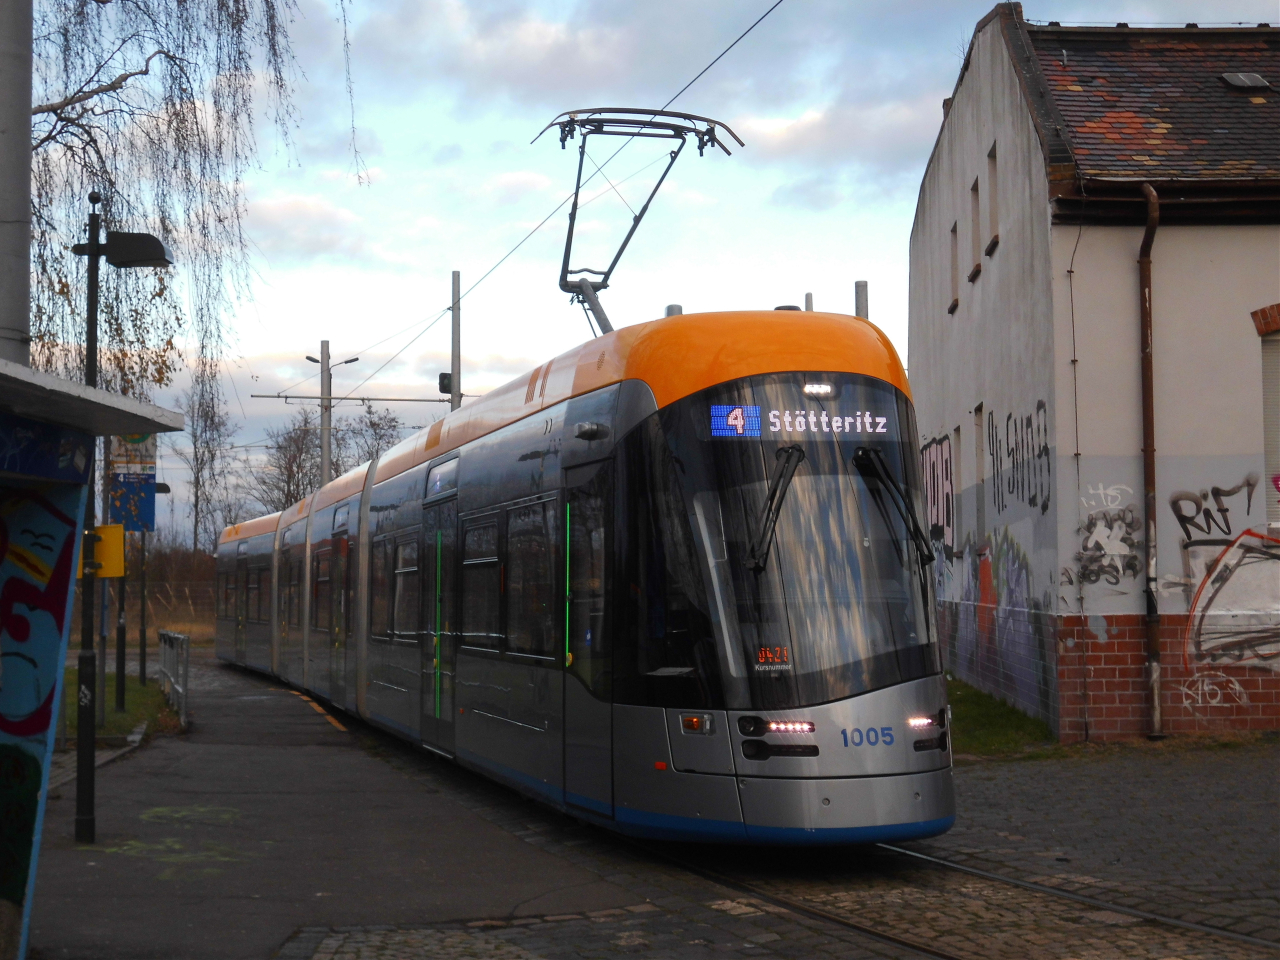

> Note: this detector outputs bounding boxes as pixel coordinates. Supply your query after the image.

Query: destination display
[710,404,890,439]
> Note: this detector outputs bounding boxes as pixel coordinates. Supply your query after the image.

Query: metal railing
[157,630,190,731]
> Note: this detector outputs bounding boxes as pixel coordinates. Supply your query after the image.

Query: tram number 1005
[840,727,894,747]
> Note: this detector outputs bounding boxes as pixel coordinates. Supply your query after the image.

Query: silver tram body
[216,310,955,843]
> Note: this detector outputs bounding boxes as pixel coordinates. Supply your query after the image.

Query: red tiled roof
[1029,28,1280,181]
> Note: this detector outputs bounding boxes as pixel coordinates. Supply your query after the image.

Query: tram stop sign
[107,433,157,532]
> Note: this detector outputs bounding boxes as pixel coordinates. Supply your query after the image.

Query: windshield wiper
[746,445,806,572]
[852,446,935,565]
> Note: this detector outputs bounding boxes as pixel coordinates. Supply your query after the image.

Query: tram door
[563,463,612,818]
[234,547,249,663]
[422,499,457,752]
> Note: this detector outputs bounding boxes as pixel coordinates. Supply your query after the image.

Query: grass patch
[59,666,181,740]
[947,677,1055,757]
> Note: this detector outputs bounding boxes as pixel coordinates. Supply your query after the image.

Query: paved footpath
[30,653,1279,960]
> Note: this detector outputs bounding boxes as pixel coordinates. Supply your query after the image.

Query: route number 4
[726,406,746,435]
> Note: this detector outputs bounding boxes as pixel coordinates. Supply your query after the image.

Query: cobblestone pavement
[906,747,1280,942]
[272,703,1279,960]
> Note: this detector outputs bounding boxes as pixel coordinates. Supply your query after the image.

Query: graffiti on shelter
[1173,672,1250,715]
[921,434,954,555]
[987,400,1050,517]
[1076,506,1142,585]
[1080,482,1132,511]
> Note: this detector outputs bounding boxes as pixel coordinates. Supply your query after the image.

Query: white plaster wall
[1051,223,1280,620]
[908,16,1061,724]
[909,15,1057,591]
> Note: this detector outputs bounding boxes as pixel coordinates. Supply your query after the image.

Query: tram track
[876,843,1280,951]
[634,838,1279,960]
[633,839,969,960]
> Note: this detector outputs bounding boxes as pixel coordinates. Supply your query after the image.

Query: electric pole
[319,340,331,484]
[450,271,461,412]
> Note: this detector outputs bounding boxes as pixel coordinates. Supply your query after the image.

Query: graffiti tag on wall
[1076,506,1142,585]
[1169,474,1279,672]
[988,401,1050,516]
[921,435,954,554]
[1173,672,1250,716]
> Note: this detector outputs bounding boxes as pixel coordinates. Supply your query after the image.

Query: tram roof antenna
[534,108,743,336]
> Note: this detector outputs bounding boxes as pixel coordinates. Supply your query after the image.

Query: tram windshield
[614,372,939,711]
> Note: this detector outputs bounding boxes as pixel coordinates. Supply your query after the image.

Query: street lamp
[70,191,174,845]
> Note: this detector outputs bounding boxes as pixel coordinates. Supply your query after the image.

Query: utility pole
[450,272,461,412]
[319,340,332,484]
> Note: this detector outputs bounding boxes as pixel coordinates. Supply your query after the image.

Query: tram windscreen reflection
[648,373,938,710]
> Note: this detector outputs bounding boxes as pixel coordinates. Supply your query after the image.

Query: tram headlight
[907,716,936,729]
[766,720,815,733]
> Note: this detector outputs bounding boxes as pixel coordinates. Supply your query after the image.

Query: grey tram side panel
[613,705,745,836]
[213,541,235,663]
[366,462,428,738]
[455,401,567,803]
[307,501,339,701]
[354,457,380,719]
[244,531,276,672]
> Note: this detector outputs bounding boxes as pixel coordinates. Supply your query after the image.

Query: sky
[150,0,1280,533]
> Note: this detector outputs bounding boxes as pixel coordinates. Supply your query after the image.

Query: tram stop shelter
[0,357,182,959]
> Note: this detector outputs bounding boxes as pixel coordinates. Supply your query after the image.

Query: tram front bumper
[737,765,955,844]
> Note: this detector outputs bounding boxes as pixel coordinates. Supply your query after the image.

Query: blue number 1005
[840,727,894,747]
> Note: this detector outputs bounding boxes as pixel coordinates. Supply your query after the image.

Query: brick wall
[1057,614,1280,742]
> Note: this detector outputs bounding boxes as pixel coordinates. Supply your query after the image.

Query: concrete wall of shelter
[908,16,1061,730]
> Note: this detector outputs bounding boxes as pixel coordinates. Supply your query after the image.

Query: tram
[216,309,955,843]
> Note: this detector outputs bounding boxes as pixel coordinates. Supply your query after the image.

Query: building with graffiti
[908,4,1279,740]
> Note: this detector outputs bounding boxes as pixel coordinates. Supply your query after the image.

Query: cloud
[246,194,369,264]
[484,170,553,203]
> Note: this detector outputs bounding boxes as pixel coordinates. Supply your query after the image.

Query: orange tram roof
[222,310,907,544]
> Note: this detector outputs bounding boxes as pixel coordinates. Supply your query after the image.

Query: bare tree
[241,403,406,514]
[29,1,304,402]
[241,406,321,515]
[335,401,405,474]
[172,386,237,552]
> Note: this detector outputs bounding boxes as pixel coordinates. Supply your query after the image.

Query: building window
[968,178,982,282]
[986,142,1000,256]
[948,222,959,314]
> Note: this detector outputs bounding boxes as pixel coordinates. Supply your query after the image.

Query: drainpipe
[1138,183,1165,741]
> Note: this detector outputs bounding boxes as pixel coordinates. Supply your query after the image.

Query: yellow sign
[77,524,125,578]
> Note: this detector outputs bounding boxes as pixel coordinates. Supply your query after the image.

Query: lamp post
[71,191,173,843]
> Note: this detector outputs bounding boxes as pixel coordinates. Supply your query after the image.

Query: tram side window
[288,558,302,627]
[613,421,725,710]
[259,568,272,622]
[370,538,391,639]
[314,551,331,636]
[462,522,500,650]
[246,568,260,623]
[393,539,420,642]
[506,501,556,657]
